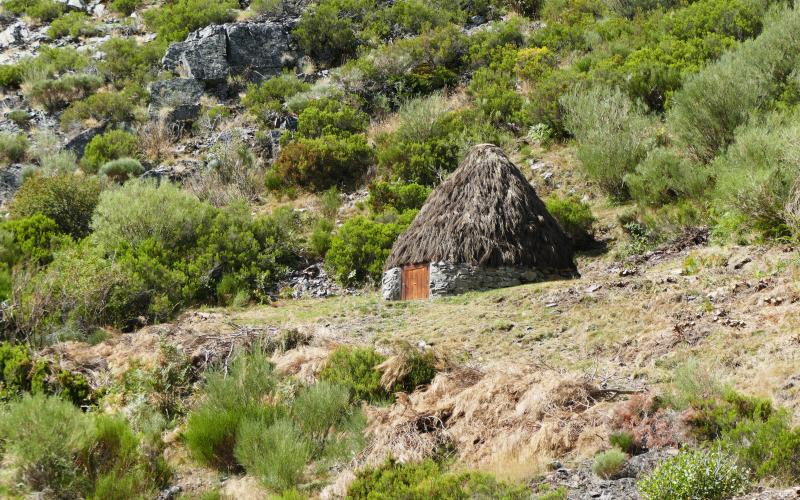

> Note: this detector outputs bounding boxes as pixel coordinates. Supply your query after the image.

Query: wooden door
[402,263,429,300]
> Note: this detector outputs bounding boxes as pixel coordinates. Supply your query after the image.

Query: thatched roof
[385,144,576,271]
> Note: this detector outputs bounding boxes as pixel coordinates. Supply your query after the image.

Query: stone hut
[382,144,578,300]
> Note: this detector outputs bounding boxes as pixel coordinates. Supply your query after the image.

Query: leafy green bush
[24,73,103,112]
[545,195,596,250]
[292,0,366,66]
[0,133,28,165]
[592,448,626,479]
[625,148,709,206]
[720,410,800,483]
[109,0,144,15]
[235,418,311,491]
[347,458,529,499]
[638,448,749,500]
[0,64,24,89]
[9,174,101,238]
[98,38,162,88]
[319,346,388,403]
[712,114,800,237]
[0,395,168,498]
[100,157,145,182]
[81,129,139,173]
[296,98,369,138]
[143,0,238,43]
[561,86,655,199]
[47,11,99,39]
[609,431,638,455]
[367,181,431,213]
[7,109,32,128]
[274,134,374,191]
[60,89,141,130]
[0,213,66,267]
[3,0,66,22]
[243,72,310,122]
[325,209,416,286]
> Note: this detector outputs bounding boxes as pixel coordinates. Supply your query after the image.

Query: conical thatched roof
[385,144,576,271]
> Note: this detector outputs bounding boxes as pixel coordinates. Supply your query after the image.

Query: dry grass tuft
[361,365,618,479]
[272,346,332,383]
[376,347,450,391]
[137,119,179,164]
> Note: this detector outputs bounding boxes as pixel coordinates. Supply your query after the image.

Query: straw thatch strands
[383,144,578,300]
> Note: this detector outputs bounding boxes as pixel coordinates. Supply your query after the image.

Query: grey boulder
[162,21,298,83]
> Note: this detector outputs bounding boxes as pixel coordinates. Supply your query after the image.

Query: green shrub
[367,181,431,213]
[319,346,388,403]
[720,410,800,483]
[0,394,92,493]
[98,38,162,87]
[60,89,141,130]
[638,448,749,500]
[0,64,24,89]
[592,448,627,479]
[274,134,374,191]
[712,115,800,237]
[47,11,99,39]
[235,418,311,491]
[243,72,310,122]
[545,195,596,250]
[3,0,66,21]
[293,0,367,66]
[0,213,66,267]
[250,0,284,14]
[296,98,369,138]
[325,210,416,286]
[100,157,145,182]
[9,174,101,238]
[347,458,529,499]
[309,218,334,259]
[7,109,32,128]
[0,133,28,165]
[81,129,139,173]
[684,388,773,441]
[25,73,103,112]
[109,0,144,15]
[291,381,351,450]
[625,148,709,206]
[609,431,638,455]
[561,86,655,199]
[143,0,238,43]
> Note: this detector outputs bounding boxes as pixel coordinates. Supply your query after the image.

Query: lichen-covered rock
[162,21,298,83]
[148,78,205,123]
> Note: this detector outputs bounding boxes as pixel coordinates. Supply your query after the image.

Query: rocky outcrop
[148,78,205,124]
[162,21,299,83]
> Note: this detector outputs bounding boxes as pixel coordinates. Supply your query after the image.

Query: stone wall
[381,262,575,300]
[382,267,402,300]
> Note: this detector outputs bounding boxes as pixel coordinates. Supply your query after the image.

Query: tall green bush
[9,174,101,238]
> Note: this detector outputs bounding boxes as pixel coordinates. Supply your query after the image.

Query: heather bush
[320,346,388,402]
[296,98,369,138]
[720,410,800,483]
[7,109,32,128]
[109,0,144,15]
[81,129,139,173]
[545,195,596,250]
[273,134,374,191]
[293,0,368,66]
[592,448,626,479]
[60,89,141,130]
[234,418,311,490]
[100,157,145,182]
[348,459,529,498]
[562,86,656,199]
[638,448,748,499]
[47,11,99,39]
[325,209,416,286]
[143,0,238,43]
[243,72,310,122]
[98,38,162,88]
[25,73,103,112]
[0,133,28,165]
[625,148,709,206]
[3,0,66,22]
[367,181,431,213]
[9,174,101,238]
[0,213,67,268]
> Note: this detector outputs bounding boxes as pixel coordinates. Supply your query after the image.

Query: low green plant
[9,174,101,238]
[243,72,310,122]
[625,148,709,206]
[47,11,99,39]
[0,133,28,165]
[720,410,800,483]
[367,181,431,213]
[309,218,334,259]
[325,210,416,286]
[347,458,529,498]
[7,110,32,128]
[81,129,139,173]
[274,134,374,191]
[0,64,25,89]
[25,73,103,112]
[100,157,145,182]
[143,0,238,43]
[3,0,66,22]
[545,195,596,250]
[638,448,749,499]
[60,89,140,130]
[235,418,311,491]
[592,448,627,479]
[609,431,638,455]
[109,0,144,15]
[320,346,387,403]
